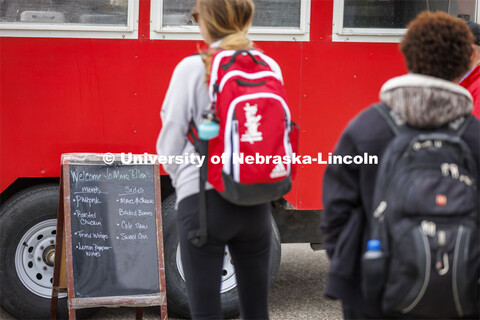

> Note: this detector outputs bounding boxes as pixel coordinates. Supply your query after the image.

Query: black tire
[0,184,95,319]
[162,193,281,319]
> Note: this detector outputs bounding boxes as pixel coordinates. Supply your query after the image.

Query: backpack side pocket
[382,225,430,314]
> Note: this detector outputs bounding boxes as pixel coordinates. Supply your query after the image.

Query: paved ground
[1,244,343,320]
[268,244,342,320]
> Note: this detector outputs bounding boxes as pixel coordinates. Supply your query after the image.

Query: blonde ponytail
[220,31,252,50]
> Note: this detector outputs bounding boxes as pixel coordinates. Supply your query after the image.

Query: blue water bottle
[364,239,382,259]
[361,239,387,302]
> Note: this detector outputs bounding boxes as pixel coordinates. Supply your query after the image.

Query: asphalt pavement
[1,244,343,320]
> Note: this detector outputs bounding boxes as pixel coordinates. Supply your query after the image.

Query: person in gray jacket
[156,1,276,319]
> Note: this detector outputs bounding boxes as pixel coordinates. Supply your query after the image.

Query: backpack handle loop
[221,50,267,71]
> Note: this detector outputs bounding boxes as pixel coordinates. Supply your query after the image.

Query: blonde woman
[157,1,278,319]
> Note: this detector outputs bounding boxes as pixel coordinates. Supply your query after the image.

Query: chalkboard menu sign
[51,153,167,320]
[69,163,159,297]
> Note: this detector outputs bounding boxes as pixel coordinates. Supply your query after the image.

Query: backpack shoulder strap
[186,120,209,247]
[449,115,473,137]
[373,103,405,136]
[187,120,201,153]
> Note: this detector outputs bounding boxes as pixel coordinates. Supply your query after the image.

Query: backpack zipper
[219,70,280,92]
[453,225,466,317]
[402,226,431,314]
[232,119,240,182]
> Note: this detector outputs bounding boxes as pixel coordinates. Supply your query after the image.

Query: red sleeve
[460,65,480,118]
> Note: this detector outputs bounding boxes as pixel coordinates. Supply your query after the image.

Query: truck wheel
[162,193,281,318]
[0,184,94,319]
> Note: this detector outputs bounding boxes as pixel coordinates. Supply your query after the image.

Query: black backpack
[362,104,479,318]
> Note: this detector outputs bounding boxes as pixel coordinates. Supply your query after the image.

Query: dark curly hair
[400,11,474,81]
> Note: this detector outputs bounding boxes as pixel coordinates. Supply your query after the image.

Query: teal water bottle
[198,111,219,140]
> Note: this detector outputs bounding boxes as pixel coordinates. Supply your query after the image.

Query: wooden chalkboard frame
[51,153,167,320]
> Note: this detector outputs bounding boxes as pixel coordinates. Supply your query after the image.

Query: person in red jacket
[460,21,480,117]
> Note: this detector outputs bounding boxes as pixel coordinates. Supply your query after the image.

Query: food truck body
[1,0,478,318]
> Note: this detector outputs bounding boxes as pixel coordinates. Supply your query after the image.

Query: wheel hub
[15,219,66,299]
[43,245,56,266]
[176,245,237,293]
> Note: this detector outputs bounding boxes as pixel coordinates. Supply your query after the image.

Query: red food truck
[1,0,478,318]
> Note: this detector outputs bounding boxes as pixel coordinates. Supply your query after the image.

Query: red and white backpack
[190,49,298,206]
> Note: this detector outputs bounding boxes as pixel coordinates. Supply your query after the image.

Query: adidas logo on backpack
[270,162,288,179]
[362,104,479,318]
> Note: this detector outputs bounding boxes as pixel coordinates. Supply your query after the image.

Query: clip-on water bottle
[198,110,220,141]
[197,110,219,181]
[197,110,219,182]
[188,110,219,247]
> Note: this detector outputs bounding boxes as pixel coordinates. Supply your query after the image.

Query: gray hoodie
[156,54,213,207]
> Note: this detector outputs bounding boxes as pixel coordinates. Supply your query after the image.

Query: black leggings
[176,190,272,320]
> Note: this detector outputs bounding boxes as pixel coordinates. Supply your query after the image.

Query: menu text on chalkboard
[69,164,159,298]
